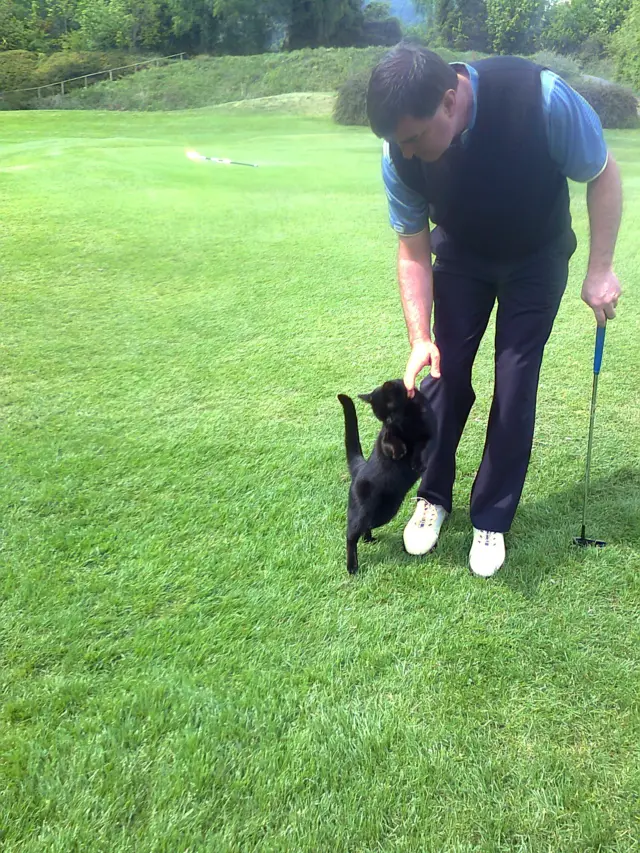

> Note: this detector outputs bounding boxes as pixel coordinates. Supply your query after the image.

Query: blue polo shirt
[383,64,609,236]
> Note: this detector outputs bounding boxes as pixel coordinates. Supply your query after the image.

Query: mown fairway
[1,108,639,851]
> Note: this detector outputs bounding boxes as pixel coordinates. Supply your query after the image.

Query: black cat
[337,379,436,574]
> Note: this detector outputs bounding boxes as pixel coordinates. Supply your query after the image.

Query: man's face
[391,89,458,162]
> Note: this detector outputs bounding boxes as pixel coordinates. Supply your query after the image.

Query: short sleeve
[542,70,609,183]
[381,141,428,235]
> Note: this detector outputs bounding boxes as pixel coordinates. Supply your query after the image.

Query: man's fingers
[403,377,417,398]
[430,347,441,379]
[594,307,607,326]
[405,344,442,393]
[404,352,426,396]
[403,364,416,393]
[604,302,617,320]
[403,368,418,396]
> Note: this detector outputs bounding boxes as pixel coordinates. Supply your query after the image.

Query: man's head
[367,44,462,162]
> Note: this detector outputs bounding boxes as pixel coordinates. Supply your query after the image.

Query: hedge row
[575,80,639,129]
[334,68,639,130]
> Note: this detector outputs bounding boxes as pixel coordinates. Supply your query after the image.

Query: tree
[435,0,489,50]
[45,0,80,39]
[486,0,544,54]
[165,0,217,52]
[286,0,364,49]
[211,0,285,53]
[609,0,640,88]
[539,0,598,54]
[539,0,630,56]
[69,0,170,49]
[0,0,30,49]
[412,0,489,50]
[364,0,391,21]
[595,0,630,34]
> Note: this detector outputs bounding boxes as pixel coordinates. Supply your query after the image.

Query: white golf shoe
[403,498,448,555]
[469,528,506,577]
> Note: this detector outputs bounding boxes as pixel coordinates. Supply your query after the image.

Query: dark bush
[35,52,111,87]
[0,91,36,108]
[333,68,370,126]
[530,50,584,86]
[574,80,639,129]
[0,50,38,92]
[578,33,609,64]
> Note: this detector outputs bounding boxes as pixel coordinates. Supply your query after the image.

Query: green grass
[1,107,639,851]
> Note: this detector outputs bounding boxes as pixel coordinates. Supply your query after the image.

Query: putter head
[573,536,606,548]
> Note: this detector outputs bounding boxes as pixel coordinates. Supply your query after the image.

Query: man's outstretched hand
[404,339,441,398]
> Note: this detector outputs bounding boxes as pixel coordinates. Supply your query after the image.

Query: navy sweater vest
[389,56,572,260]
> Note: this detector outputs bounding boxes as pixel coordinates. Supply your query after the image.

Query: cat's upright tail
[337,394,365,477]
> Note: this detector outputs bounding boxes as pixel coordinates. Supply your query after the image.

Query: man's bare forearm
[582,154,623,324]
[586,154,622,275]
[397,230,433,345]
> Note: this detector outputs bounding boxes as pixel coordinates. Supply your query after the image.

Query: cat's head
[358,379,408,424]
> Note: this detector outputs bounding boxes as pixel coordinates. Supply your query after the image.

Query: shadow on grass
[348,467,640,597]
[501,466,640,596]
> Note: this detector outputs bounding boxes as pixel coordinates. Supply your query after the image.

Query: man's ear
[358,393,373,405]
[443,88,457,117]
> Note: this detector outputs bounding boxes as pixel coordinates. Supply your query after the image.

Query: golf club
[185,149,258,168]
[573,321,607,548]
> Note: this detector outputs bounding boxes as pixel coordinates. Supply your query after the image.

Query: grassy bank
[0,42,627,113]
[32,45,484,111]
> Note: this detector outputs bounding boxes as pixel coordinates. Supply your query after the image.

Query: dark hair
[367,43,459,138]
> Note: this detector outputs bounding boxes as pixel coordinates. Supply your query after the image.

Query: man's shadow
[497,465,640,596]
[355,467,640,597]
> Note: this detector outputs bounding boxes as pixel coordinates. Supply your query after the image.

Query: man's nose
[399,143,414,160]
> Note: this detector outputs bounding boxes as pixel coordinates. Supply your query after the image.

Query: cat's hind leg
[347,533,359,574]
[346,508,366,575]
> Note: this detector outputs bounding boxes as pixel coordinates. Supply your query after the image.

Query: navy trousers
[417,231,576,533]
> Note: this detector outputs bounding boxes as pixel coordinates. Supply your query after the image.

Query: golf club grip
[594,324,606,375]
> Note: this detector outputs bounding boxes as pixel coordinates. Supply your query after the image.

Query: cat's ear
[358,393,373,405]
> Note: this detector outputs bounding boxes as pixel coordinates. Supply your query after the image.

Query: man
[366,45,622,577]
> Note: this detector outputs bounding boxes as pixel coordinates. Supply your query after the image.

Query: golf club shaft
[208,157,257,167]
[580,370,599,538]
[580,323,606,538]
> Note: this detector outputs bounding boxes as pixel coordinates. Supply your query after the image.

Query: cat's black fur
[337,379,436,574]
